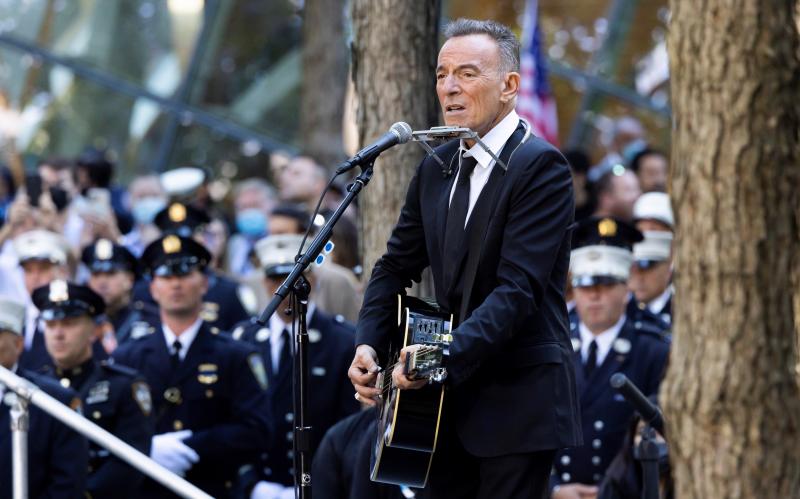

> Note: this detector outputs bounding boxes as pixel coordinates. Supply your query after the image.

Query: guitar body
[370,295,453,488]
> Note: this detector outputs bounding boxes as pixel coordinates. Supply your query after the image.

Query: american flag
[516,0,559,145]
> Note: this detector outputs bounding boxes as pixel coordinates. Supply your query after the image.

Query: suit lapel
[449,122,527,315]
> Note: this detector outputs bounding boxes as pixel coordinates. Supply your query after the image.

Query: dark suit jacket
[356,122,582,457]
[312,408,407,499]
[0,370,88,499]
[113,321,272,498]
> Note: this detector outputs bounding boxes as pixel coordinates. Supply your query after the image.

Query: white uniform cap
[0,298,26,336]
[633,231,673,262]
[633,192,674,229]
[255,234,308,276]
[570,245,633,287]
[160,167,206,197]
[13,229,70,265]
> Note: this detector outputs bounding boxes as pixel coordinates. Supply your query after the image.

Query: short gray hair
[443,18,520,73]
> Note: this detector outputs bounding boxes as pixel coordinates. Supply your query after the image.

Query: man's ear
[500,72,521,103]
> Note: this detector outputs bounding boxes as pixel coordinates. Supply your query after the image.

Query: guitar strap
[457,121,531,324]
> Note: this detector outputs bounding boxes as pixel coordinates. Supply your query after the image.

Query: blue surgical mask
[236,209,267,237]
[132,197,166,225]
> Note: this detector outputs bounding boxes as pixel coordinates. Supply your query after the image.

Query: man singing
[349,18,581,499]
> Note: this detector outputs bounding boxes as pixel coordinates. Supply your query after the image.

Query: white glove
[150,430,200,476]
[250,481,294,499]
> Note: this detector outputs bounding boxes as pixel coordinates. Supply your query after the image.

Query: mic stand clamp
[256,160,377,499]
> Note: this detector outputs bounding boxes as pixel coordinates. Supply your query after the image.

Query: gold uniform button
[173,420,184,431]
[206,389,214,398]
[60,378,70,388]
[92,411,101,420]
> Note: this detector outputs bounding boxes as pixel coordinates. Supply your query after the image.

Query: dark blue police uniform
[232,308,359,488]
[0,369,89,499]
[44,359,154,499]
[551,313,669,487]
[113,320,272,498]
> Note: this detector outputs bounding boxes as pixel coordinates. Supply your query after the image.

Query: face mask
[132,197,166,225]
[236,209,267,237]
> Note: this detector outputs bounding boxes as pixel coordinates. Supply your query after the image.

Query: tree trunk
[300,0,348,167]
[662,1,800,497]
[350,0,440,295]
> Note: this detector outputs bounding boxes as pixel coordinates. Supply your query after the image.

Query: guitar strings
[375,345,442,396]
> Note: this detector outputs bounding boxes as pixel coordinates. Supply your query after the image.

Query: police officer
[552,217,670,498]
[82,238,158,348]
[232,234,359,497]
[0,297,89,499]
[628,231,673,326]
[113,234,272,498]
[13,229,72,371]
[131,202,251,331]
[34,280,154,498]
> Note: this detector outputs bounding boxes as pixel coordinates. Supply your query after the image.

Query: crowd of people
[0,20,675,499]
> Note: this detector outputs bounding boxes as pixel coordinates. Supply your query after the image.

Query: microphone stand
[257,161,376,499]
[636,423,660,499]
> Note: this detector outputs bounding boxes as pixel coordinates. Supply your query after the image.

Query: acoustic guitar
[370,295,454,488]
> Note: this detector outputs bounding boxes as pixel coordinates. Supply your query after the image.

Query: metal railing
[0,366,213,499]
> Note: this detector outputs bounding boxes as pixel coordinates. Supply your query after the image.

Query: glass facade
[0,0,671,179]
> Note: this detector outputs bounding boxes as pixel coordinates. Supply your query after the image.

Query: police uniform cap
[141,235,211,278]
[81,239,139,277]
[14,229,70,266]
[153,202,211,237]
[633,231,673,269]
[570,217,643,287]
[160,167,207,198]
[32,280,105,320]
[0,298,26,336]
[255,234,307,277]
[633,192,674,229]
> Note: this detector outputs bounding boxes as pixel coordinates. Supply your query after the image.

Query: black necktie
[585,340,598,377]
[277,329,292,378]
[170,340,182,371]
[443,154,478,287]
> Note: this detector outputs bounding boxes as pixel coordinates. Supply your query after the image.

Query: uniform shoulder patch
[247,352,268,391]
[131,381,153,416]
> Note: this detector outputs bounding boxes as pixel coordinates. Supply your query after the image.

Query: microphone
[336,122,412,174]
[610,373,662,425]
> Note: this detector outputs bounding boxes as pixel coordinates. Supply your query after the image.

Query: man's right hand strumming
[348,344,382,406]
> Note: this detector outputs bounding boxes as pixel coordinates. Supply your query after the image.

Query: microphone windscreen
[391,122,413,143]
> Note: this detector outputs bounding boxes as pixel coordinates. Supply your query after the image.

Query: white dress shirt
[578,314,626,367]
[267,303,317,372]
[162,318,203,360]
[449,110,521,226]
[647,286,673,315]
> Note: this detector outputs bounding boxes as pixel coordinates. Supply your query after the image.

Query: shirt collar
[162,317,203,359]
[647,286,673,315]
[268,302,317,343]
[460,110,520,169]
[578,313,627,365]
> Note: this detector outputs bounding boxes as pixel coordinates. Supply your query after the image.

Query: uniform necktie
[443,154,478,287]
[277,329,293,378]
[171,339,182,370]
[585,340,598,377]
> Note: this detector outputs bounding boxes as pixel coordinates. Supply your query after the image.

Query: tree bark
[350,0,440,295]
[300,0,348,167]
[662,1,800,497]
